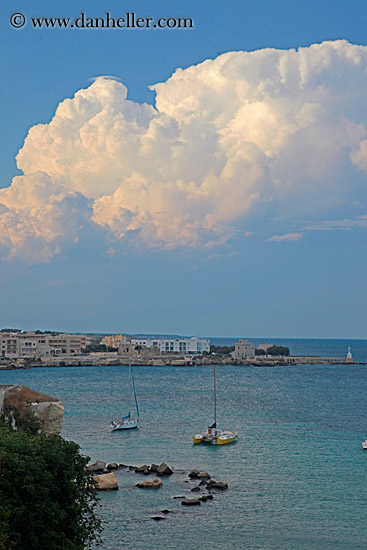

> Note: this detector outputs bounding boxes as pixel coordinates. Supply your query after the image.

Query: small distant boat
[193,365,237,445]
[362,440,367,450]
[111,364,139,431]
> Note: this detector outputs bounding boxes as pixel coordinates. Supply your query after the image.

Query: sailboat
[111,364,139,431]
[193,365,238,445]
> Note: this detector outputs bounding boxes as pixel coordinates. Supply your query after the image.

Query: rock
[143,469,150,475]
[129,465,138,471]
[135,465,149,473]
[118,464,128,469]
[3,386,64,435]
[157,463,173,476]
[200,495,214,502]
[188,469,200,479]
[206,481,228,490]
[150,464,159,472]
[172,496,185,499]
[107,462,118,470]
[199,479,208,486]
[161,509,172,514]
[136,478,163,489]
[87,461,107,472]
[191,486,201,492]
[93,472,118,491]
[197,472,211,479]
[181,498,201,506]
[30,401,64,435]
[151,516,166,521]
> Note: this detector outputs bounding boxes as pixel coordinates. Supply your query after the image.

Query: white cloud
[267,232,303,242]
[1,40,367,261]
[303,216,367,232]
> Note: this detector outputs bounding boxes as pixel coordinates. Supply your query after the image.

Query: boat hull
[193,432,238,445]
[111,420,138,431]
[217,433,238,445]
[362,440,367,449]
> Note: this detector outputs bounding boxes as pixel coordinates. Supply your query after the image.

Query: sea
[1,338,367,549]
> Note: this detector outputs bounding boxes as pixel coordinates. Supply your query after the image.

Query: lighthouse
[347,346,352,359]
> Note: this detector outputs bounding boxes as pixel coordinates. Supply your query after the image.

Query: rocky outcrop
[87,461,107,473]
[3,385,64,435]
[157,463,173,476]
[137,478,163,489]
[93,472,118,491]
[30,401,64,435]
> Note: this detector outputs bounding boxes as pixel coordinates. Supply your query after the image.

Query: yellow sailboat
[193,365,237,445]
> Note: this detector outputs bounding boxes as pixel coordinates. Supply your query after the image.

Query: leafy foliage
[266,345,290,356]
[0,427,102,550]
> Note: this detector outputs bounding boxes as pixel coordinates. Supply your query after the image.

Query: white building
[231,339,255,360]
[130,337,210,354]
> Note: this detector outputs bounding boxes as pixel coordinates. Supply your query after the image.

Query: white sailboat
[193,365,238,445]
[111,364,139,431]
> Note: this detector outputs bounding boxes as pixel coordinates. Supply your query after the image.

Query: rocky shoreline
[0,355,360,370]
[88,460,229,520]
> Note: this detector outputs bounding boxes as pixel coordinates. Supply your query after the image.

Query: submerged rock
[197,472,211,479]
[136,478,163,489]
[206,480,228,490]
[151,516,166,521]
[200,495,214,502]
[191,486,201,492]
[181,498,201,506]
[107,462,118,470]
[188,469,200,479]
[93,472,118,491]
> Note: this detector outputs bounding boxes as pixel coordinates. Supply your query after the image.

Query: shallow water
[1,338,367,549]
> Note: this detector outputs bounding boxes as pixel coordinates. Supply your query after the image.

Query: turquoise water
[1,339,367,549]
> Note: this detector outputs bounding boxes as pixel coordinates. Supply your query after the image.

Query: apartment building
[130,337,210,354]
[100,335,124,348]
[231,339,255,360]
[0,332,86,358]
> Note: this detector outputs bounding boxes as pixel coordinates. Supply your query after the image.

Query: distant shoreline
[0,355,363,371]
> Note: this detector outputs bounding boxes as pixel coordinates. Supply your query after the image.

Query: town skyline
[1,0,366,339]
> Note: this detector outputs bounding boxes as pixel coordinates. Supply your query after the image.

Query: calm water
[1,339,367,549]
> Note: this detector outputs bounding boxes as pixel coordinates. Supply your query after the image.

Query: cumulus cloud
[1,40,367,261]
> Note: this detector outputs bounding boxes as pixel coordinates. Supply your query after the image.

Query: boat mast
[128,363,131,415]
[214,364,217,426]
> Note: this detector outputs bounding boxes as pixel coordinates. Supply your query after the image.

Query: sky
[0,0,366,338]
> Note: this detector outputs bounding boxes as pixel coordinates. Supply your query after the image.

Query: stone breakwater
[87,460,229,521]
[0,354,360,370]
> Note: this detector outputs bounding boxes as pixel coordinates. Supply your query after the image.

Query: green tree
[0,427,102,550]
[266,345,290,356]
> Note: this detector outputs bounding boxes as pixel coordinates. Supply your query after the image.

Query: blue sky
[0,0,366,338]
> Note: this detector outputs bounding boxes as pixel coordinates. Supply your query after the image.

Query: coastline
[0,354,362,370]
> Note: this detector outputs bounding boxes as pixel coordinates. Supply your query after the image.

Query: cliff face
[3,385,64,435]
